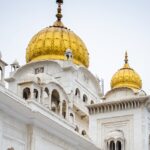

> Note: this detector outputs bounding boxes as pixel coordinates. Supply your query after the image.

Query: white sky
[0,0,150,94]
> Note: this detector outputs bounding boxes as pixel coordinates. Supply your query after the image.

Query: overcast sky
[0,0,150,94]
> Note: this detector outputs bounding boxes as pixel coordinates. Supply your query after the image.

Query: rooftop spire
[56,0,63,21]
[124,51,128,64]
[123,51,130,68]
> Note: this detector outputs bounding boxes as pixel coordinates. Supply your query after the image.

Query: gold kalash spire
[53,0,64,27]
[56,0,63,21]
[111,51,142,90]
[26,0,89,67]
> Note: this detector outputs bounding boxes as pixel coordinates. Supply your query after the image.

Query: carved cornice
[87,96,150,115]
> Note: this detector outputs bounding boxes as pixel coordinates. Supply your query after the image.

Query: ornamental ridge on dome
[26,0,89,67]
[111,52,142,90]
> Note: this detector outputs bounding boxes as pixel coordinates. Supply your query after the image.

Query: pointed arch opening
[70,113,74,123]
[75,88,80,98]
[23,87,31,100]
[33,89,38,99]
[83,94,88,103]
[75,125,79,132]
[91,100,94,104]
[51,89,60,113]
[110,141,115,150]
[116,141,122,150]
[81,130,87,136]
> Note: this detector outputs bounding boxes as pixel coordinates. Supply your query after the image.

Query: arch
[47,81,69,103]
[105,130,124,150]
[81,130,87,136]
[91,100,94,104]
[83,94,88,103]
[33,89,38,99]
[70,113,74,123]
[110,140,115,150]
[116,141,122,150]
[51,89,60,113]
[23,87,31,100]
[12,60,63,79]
[62,100,67,119]
[75,88,80,98]
[75,125,79,132]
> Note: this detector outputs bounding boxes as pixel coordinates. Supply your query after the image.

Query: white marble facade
[0,3,150,150]
[88,88,150,150]
[0,58,101,150]
[0,51,149,150]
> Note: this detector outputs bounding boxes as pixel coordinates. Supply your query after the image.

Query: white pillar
[59,101,62,116]
[49,92,51,109]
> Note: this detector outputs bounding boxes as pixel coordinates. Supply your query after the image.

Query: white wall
[0,111,27,150]
[89,108,146,150]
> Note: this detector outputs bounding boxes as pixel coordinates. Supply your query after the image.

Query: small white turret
[65,49,73,61]
[11,59,20,71]
[0,51,8,86]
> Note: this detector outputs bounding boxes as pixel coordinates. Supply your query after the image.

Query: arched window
[81,130,86,136]
[75,125,79,132]
[83,94,88,103]
[23,88,31,100]
[110,141,115,150]
[106,130,124,150]
[62,100,67,119]
[91,100,94,104]
[116,141,121,150]
[0,67,2,80]
[33,89,38,99]
[75,88,80,98]
[70,113,74,123]
[51,89,60,113]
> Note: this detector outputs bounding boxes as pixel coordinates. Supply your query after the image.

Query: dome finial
[124,51,128,64]
[56,0,63,21]
[123,51,130,68]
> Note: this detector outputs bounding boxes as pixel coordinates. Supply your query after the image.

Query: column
[49,92,51,109]
[59,101,62,116]
[40,87,43,104]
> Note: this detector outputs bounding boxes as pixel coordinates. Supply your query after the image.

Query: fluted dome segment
[111,52,142,90]
[26,21,89,67]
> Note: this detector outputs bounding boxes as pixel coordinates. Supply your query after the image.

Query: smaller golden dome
[111,52,142,90]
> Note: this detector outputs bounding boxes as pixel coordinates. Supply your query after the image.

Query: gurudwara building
[0,1,150,150]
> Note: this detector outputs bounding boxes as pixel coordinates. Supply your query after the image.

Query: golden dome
[111,52,142,90]
[26,1,89,67]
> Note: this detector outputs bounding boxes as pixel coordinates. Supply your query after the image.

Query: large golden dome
[26,1,89,67]
[111,52,142,90]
